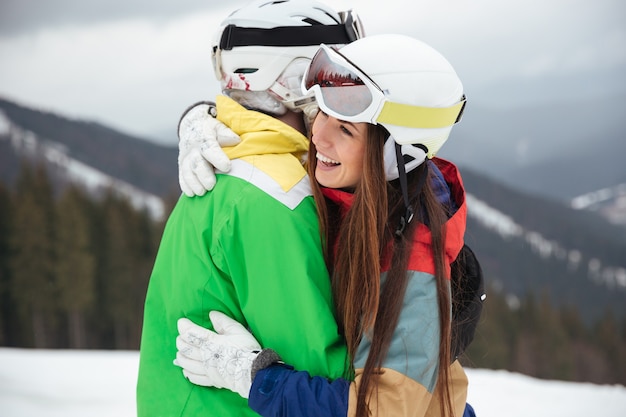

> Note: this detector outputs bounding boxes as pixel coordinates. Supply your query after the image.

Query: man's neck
[276,110,307,136]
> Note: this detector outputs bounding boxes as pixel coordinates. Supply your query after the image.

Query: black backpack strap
[450,244,486,361]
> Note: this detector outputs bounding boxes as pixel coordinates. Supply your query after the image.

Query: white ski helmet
[303,34,466,161]
[212,0,363,115]
[303,34,466,233]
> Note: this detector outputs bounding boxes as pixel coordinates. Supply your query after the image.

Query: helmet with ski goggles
[303,35,466,157]
[211,0,364,113]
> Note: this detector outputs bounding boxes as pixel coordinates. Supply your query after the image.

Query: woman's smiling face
[311,111,368,190]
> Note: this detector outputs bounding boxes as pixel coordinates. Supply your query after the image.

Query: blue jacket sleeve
[249,364,350,417]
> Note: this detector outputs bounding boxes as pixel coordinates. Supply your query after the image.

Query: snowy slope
[1,348,625,417]
[467,193,626,292]
[0,109,166,219]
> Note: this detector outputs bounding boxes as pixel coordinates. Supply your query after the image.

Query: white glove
[178,102,241,197]
[174,311,260,398]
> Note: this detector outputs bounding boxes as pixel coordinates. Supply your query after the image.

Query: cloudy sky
[0,0,624,143]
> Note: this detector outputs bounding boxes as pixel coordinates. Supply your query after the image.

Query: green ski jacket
[137,96,349,416]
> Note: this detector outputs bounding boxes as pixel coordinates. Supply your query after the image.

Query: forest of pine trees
[0,160,624,386]
[0,161,167,350]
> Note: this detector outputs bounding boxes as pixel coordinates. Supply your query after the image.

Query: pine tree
[0,182,13,345]
[127,207,159,349]
[9,162,58,347]
[85,192,109,347]
[99,190,139,349]
[593,309,625,384]
[55,184,96,348]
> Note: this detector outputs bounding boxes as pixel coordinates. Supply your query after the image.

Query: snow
[571,183,626,226]
[1,348,625,416]
[571,183,626,210]
[0,110,10,136]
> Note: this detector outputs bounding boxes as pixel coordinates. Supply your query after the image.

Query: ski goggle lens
[304,44,468,131]
[303,45,378,119]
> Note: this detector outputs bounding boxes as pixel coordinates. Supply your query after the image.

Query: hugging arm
[175,310,474,417]
[177,101,240,196]
[175,311,350,417]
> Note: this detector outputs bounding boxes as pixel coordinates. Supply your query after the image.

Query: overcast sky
[0,0,624,143]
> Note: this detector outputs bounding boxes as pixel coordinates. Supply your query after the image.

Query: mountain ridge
[1,96,624,323]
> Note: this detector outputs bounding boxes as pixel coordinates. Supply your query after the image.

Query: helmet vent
[302,17,323,25]
[234,68,258,74]
[260,1,288,7]
[259,0,289,9]
[312,7,340,24]
[403,144,428,164]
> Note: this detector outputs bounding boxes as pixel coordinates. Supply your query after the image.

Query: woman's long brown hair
[307,123,455,417]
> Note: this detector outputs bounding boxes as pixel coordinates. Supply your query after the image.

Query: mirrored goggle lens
[304,47,373,117]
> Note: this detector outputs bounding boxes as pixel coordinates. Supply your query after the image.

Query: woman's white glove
[174,311,261,398]
[177,102,241,196]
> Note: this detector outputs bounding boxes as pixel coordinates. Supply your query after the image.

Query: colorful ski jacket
[137,96,349,417]
[248,158,469,417]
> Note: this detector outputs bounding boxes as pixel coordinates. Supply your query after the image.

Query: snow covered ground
[1,348,625,417]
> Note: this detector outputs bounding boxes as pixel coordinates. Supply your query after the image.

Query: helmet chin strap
[394,141,429,237]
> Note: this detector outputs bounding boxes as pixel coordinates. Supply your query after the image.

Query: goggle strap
[377,99,467,129]
[220,24,355,51]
